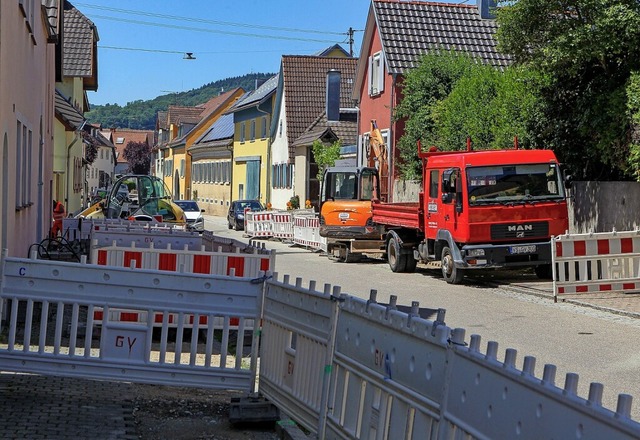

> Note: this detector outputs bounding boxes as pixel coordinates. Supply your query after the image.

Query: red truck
[320,141,570,283]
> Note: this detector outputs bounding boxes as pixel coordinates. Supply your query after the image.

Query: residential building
[111,128,154,176]
[270,55,356,209]
[227,76,278,204]
[85,125,115,200]
[54,0,99,215]
[353,0,510,200]
[0,1,60,255]
[189,114,235,216]
[157,105,202,198]
[182,88,244,212]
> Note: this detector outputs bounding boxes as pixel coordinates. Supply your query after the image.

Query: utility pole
[348,27,355,57]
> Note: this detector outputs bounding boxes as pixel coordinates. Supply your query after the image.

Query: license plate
[509,245,536,254]
[338,213,350,219]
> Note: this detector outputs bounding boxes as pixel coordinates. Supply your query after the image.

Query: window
[261,117,267,138]
[429,170,439,199]
[368,51,384,96]
[240,123,246,143]
[180,159,185,178]
[250,120,256,141]
[15,121,22,209]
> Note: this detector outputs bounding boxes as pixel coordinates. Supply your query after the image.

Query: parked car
[174,200,205,232]
[228,200,264,231]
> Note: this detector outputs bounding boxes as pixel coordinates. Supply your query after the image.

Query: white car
[174,200,205,232]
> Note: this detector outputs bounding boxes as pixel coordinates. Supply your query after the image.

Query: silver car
[174,200,205,232]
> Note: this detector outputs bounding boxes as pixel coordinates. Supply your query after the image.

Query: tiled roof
[281,56,357,158]
[372,0,511,74]
[198,88,243,117]
[63,1,98,89]
[156,111,168,130]
[293,111,357,147]
[42,0,60,43]
[228,75,278,113]
[110,129,152,164]
[195,114,235,144]
[54,89,84,130]
[167,106,204,126]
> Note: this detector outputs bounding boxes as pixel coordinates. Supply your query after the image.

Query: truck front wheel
[441,246,464,284]
[387,233,407,272]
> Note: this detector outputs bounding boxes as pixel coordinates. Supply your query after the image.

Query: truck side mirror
[564,174,573,189]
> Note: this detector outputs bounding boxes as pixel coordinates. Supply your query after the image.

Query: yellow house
[158,105,202,198]
[228,76,278,203]
[54,2,99,215]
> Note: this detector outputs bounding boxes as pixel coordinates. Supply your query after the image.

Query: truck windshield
[467,163,565,205]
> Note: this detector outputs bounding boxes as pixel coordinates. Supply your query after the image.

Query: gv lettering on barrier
[144,237,154,243]
[115,335,137,356]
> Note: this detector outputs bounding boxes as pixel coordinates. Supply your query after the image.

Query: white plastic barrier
[89,243,274,329]
[257,278,640,439]
[292,215,327,252]
[62,218,187,241]
[0,251,264,391]
[244,211,273,238]
[259,275,339,434]
[271,211,294,241]
[91,243,274,276]
[553,229,640,299]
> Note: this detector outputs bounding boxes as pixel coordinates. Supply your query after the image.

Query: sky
[75,0,467,107]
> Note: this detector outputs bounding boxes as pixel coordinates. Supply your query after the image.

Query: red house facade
[353,0,510,201]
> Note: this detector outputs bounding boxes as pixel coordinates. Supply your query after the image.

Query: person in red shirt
[51,199,65,237]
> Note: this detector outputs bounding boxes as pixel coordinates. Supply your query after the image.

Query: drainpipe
[256,100,271,205]
[389,73,398,201]
[66,120,87,211]
[65,134,80,210]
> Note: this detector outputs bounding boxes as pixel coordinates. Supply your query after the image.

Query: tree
[394,50,540,180]
[433,64,542,152]
[496,0,640,180]
[123,141,152,175]
[394,51,476,179]
[311,139,341,181]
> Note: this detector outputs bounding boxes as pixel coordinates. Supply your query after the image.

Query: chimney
[326,70,341,122]
[477,0,497,19]
[255,78,267,90]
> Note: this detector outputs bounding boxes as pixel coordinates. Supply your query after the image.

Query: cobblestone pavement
[0,374,136,440]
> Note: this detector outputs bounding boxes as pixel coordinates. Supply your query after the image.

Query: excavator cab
[319,166,380,238]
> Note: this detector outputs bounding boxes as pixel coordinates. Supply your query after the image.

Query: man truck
[319,140,570,283]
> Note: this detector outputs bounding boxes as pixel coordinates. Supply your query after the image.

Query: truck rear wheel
[441,246,464,284]
[387,233,407,272]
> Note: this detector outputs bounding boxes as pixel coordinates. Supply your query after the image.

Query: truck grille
[491,221,548,240]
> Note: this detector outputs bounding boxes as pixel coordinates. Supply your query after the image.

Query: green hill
[86,72,275,130]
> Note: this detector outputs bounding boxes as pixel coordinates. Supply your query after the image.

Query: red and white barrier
[244,211,273,238]
[292,215,327,252]
[553,229,640,298]
[92,309,253,330]
[271,211,294,241]
[91,244,274,277]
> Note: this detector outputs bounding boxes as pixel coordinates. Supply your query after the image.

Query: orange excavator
[318,120,386,262]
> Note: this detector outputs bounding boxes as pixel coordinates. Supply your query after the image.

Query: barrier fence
[258,275,640,439]
[244,209,325,251]
[0,251,264,391]
[553,228,640,299]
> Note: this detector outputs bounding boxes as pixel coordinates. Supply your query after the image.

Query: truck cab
[419,148,569,283]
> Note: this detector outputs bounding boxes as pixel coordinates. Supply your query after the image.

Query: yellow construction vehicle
[76,174,186,225]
